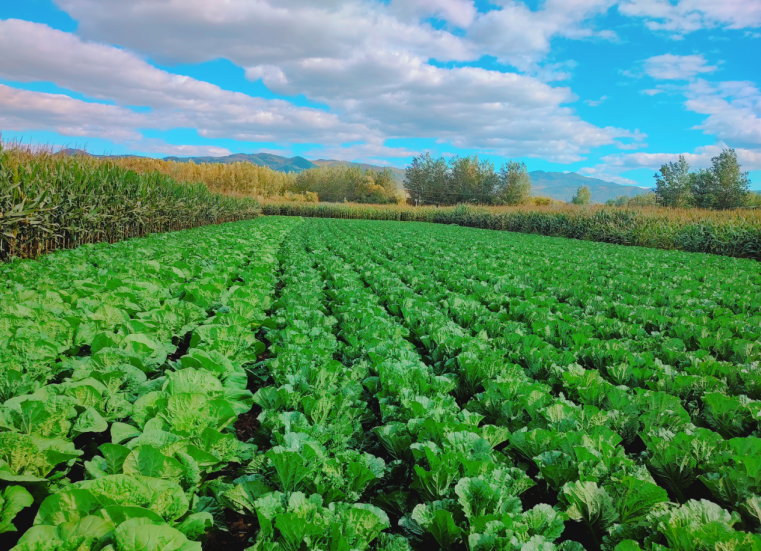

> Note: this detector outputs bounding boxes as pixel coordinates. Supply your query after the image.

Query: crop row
[3,216,761,551]
[307,218,761,550]
[0,218,298,550]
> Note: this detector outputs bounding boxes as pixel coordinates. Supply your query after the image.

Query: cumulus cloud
[304,141,420,164]
[620,0,761,35]
[576,166,642,186]
[467,0,617,70]
[643,54,718,80]
[0,16,634,162]
[0,85,144,141]
[0,19,374,145]
[685,79,761,147]
[599,144,761,171]
[585,76,761,181]
[248,49,637,161]
[585,95,608,106]
[54,0,474,66]
[388,0,477,27]
[127,139,232,157]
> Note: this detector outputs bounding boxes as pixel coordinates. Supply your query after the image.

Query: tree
[654,155,693,207]
[448,155,498,204]
[652,148,750,210]
[708,148,750,209]
[496,161,531,205]
[404,153,449,205]
[571,185,591,205]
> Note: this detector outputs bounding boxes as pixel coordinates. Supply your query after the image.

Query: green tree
[707,148,750,209]
[571,185,592,205]
[496,161,531,205]
[448,155,498,204]
[404,153,449,205]
[606,193,657,207]
[654,155,693,207]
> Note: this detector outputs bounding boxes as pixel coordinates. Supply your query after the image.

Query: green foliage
[655,156,694,207]
[571,185,592,205]
[0,144,261,261]
[5,215,761,551]
[497,161,532,205]
[606,193,658,207]
[404,153,527,205]
[655,149,751,210]
[261,201,761,260]
[291,165,399,203]
[0,486,34,533]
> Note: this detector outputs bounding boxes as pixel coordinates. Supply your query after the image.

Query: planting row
[0,218,298,550]
[3,216,761,551]
[310,218,761,550]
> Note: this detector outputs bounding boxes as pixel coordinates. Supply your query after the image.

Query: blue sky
[1,0,759,189]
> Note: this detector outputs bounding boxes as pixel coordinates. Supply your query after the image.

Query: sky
[0,0,760,189]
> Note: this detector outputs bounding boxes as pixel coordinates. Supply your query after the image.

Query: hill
[528,171,650,203]
[162,152,316,173]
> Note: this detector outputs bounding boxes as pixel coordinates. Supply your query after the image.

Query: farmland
[1,216,761,551]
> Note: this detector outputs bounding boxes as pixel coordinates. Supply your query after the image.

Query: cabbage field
[1,217,761,551]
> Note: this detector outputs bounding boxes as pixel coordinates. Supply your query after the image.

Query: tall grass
[1,144,261,261]
[262,202,761,260]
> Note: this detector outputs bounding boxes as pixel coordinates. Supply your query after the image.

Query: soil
[204,510,259,551]
[234,406,261,442]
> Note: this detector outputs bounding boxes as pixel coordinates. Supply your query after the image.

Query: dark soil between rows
[234,406,261,442]
[204,510,259,551]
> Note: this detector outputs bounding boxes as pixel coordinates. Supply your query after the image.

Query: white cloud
[0,85,144,141]
[304,141,419,164]
[588,77,761,181]
[54,0,474,65]
[620,0,761,35]
[246,50,638,161]
[0,16,635,163]
[643,53,717,80]
[127,140,232,157]
[467,0,617,70]
[576,166,641,186]
[685,79,761,147]
[584,95,608,106]
[0,19,373,145]
[388,0,477,27]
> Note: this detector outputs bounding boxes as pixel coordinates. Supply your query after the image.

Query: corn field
[261,202,761,259]
[0,144,261,261]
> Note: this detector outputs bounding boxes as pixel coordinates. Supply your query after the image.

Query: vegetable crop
[2,216,761,551]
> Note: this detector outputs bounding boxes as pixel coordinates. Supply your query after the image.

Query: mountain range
[60,149,651,203]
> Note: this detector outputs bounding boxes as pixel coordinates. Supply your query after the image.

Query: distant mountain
[162,153,317,173]
[528,171,651,203]
[58,149,650,202]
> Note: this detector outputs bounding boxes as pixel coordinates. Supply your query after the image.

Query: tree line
[290,165,399,203]
[653,148,753,210]
[404,153,532,206]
